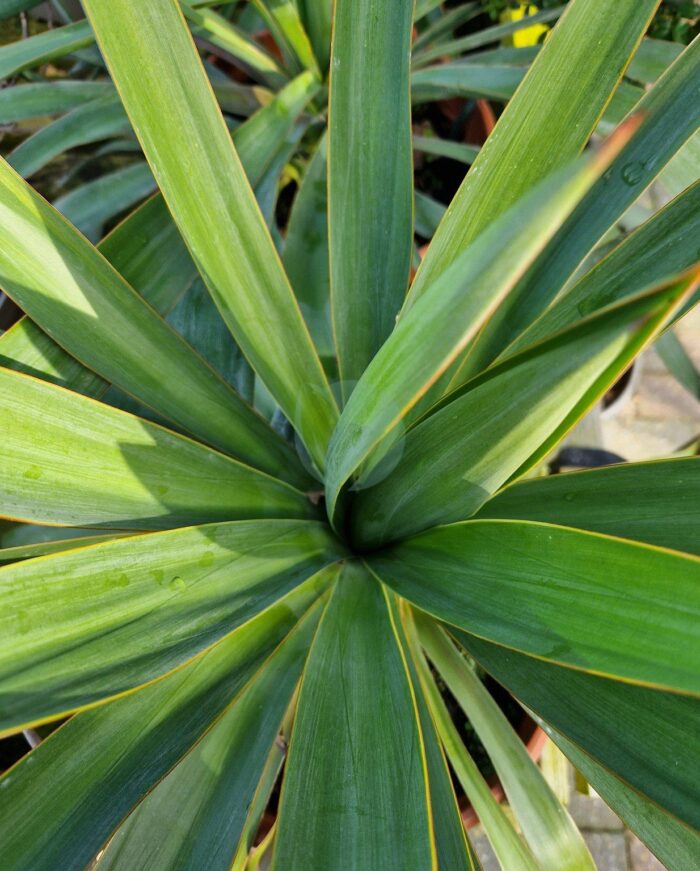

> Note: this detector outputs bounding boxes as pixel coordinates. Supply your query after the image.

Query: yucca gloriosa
[0,0,699,868]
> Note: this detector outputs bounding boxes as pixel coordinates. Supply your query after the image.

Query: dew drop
[621,161,644,186]
[168,576,186,592]
[23,465,42,481]
[199,551,215,568]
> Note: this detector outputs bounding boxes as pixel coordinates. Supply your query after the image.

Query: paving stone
[468,828,500,871]
[583,832,629,871]
[568,785,625,832]
[627,833,667,871]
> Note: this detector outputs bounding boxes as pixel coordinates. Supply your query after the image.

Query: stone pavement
[470,777,665,871]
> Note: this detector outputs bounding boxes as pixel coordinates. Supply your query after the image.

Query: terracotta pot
[438,97,496,146]
[458,715,548,829]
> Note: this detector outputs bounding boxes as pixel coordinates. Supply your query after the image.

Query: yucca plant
[0,0,699,868]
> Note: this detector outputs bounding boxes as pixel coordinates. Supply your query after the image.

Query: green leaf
[546,727,700,869]
[351,278,690,547]
[413,135,480,166]
[0,194,197,402]
[0,531,128,564]
[416,617,594,871]
[181,1,287,87]
[0,367,316,529]
[296,0,332,72]
[414,6,563,66]
[411,63,525,104]
[387,596,481,871]
[468,37,700,373]
[326,145,628,521]
[82,0,338,472]
[396,602,537,871]
[233,70,320,188]
[505,179,700,358]
[252,0,320,77]
[656,329,700,400]
[413,2,480,51]
[0,76,317,434]
[476,457,700,555]
[0,583,325,871]
[408,0,660,310]
[0,519,338,732]
[328,0,414,391]
[0,158,302,481]
[273,562,435,871]
[94,591,329,871]
[166,277,254,400]
[414,189,446,239]
[283,134,333,357]
[373,519,700,693]
[54,162,157,243]
[0,19,94,79]
[0,81,113,124]
[7,93,131,179]
[454,630,700,831]
[627,36,683,84]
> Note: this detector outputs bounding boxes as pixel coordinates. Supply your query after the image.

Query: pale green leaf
[83,0,338,471]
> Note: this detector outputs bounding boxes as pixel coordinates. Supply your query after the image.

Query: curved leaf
[94,591,331,871]
[0,81,113,125]
[0,157,300,481]
[7,93,130,179]
[372,519,700,693]
[476,457,700,555]
[0,519,339,733]
[82,0,338,472]
[455,630,700,832]
[0,367,315,529]
[411,63,525,104]
[54,162,157,243]
[0,582,325,871]
[0,19,94,79]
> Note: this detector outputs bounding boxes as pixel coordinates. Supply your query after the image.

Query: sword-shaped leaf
[477,457,700,555]
[273,562,435,871]
[7,93,130,179]
[0,584,326,871]
[326,139,629,521]
[82,0,338,472]
[0,19,94,79]
[351,276,694,547]
[0,159,303,480]
[328,0,414,391]
[372,519,700,693]
[94,589,333,871]
[0,519,338,733]
[0,367,315,529]
[455,630,700,832]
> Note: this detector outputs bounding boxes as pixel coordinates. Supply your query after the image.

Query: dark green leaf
[273,562,435,871]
